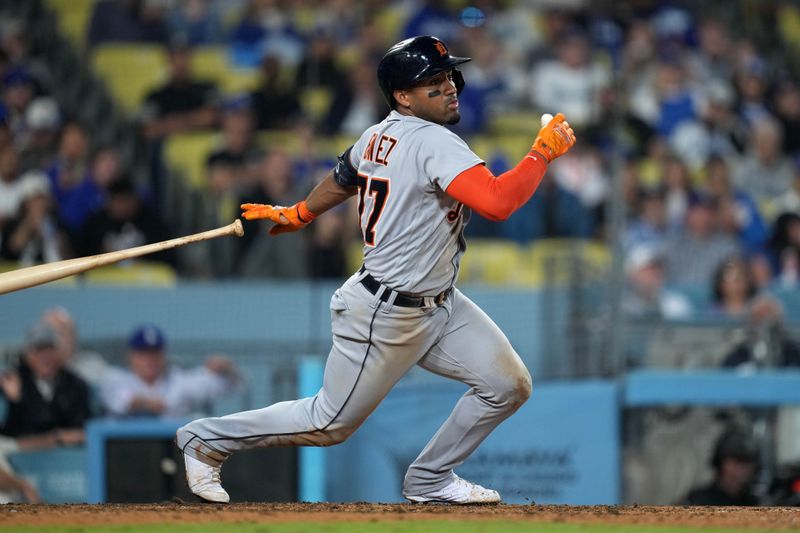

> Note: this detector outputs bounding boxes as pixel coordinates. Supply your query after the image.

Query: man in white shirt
[100,324,239,418]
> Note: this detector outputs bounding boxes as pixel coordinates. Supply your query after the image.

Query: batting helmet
[377,36,471,109]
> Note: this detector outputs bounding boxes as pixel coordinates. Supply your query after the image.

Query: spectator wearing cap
[18,96,61,172]
[623,244,693,319]
[663,192,741,286]
[0,322,91,438]
[0,144,51,231]
[0,173,71,265]
[681,425,761,506]
[100,324,239,418]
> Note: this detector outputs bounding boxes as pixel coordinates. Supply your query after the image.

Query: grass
[6,522,792,533]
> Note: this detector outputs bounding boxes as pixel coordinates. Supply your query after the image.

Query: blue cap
[128,324,166,351]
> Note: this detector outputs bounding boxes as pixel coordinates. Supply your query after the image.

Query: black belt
[359,270,450,307]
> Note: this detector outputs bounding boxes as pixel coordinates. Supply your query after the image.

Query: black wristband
[333,146,358,188]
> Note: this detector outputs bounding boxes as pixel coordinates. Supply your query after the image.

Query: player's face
[396,70,460,125]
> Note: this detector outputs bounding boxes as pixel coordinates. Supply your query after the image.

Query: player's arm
[446,113,575,221]
[241,148,358,236]
[305,171,358,214]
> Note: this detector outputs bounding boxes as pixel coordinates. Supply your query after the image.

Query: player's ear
[393,89,411,108]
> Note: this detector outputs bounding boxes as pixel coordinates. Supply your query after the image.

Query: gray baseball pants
[177,271,532,496]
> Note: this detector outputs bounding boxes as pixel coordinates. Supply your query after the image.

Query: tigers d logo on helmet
[377,36,472,108]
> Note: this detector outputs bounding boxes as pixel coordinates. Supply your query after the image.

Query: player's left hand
[240,201,317,235]
[531,113,576,163]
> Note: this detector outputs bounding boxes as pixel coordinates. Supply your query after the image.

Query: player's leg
[177,277,447,500]
[403,288,532,502]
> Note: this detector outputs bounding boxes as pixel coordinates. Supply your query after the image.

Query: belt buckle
[434,290,448,305]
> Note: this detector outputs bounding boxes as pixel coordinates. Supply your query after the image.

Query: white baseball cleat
[404,474,501,504]
[183,454,230,503]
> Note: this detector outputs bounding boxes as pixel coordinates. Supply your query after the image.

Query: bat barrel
[0,220,245,296]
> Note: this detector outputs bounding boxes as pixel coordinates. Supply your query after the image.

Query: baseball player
[177,35,576,504]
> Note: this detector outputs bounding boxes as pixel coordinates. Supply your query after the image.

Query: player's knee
[492,365,532,410]
[507,368,532,408]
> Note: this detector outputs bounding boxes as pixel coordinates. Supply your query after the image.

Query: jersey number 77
[357,174,390,247]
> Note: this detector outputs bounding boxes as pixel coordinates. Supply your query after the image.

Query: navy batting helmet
[377,36,471,109]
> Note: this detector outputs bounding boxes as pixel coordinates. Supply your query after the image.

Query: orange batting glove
[240,200,318,235]
[531,113,576,163]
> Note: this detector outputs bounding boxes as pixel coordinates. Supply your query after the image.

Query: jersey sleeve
[419,126,483,190]
[349,131,367,170]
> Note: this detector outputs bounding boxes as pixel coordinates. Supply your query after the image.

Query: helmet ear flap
[453,69,465,95]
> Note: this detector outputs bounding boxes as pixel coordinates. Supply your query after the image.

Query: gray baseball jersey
[177,110,532,501]
[350,111,483,294]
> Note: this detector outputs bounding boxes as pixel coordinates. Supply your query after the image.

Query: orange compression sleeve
[445,152,548,221]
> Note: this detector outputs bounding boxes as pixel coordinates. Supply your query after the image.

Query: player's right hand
[240,201,317,235]
[531,113,576,163]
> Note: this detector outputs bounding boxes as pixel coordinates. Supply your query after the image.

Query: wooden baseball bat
[0,219,244,296]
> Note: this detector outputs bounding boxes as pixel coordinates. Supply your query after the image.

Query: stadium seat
[83,262,177,286]
[46,0,95,51]
[526,238,611,286]
[91,44,168,115]
[190,46,259,95]
[0,261,19,274]
[164,132,218,190]
[458,239,531,286]
[469,135,533,168]
[488,110,542,136]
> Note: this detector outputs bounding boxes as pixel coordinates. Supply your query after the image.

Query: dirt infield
[0,503,799,530]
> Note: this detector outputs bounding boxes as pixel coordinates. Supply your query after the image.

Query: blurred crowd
[0,0,796,292]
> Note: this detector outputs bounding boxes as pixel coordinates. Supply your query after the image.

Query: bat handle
[232,219,244,237]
